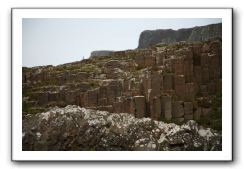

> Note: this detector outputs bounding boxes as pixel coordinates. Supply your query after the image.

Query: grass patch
[80,64,99,73]
[87,79,100,89]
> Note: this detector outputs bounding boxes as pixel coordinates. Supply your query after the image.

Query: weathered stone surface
[77,72,89,80]
[200,53,209,67]
[209,54,221,80]
[184,102,193,115]
[48,92,60,102]
[87,89,99,107]
[161,96,172,121]
[132,88,141,96]
[163,59,173,73]
[184,114,194,120]
[197,97,211,108]
[123,91,133,98]
[184,53,194,83]
[113,100,124,113]
[200,85,208,97]
[98,98,107,106]
[96,105,113,112]
[145,55,156,67]
[125,97,135,114]
[193,66,202,83]
[79,92,85,107]
[23,99,37,107]
[202,67,210,83]
[175,84,186,99]
[174,75,185,86]
[151,96,161,120]
[90,50,114,58]
[202,43,210,53]
[99,86,107,98]
[75,95,80,106]
[134,50,154,68]
[65,91,77,105]
[58,90,66,102]
[216,79,222,93]
[194,108,202,120]
[103,60,126,79]
[173,58,184,75]
[135,54,145,68]
[202,108,211,117]
[173,117,185,123]
[122,79,130,92]
[172,101,184,118]
[150,73,162,97]
[207,82,216,94]
[210,39,222,54]
[185,83,195,100]
[134,96,146,118]
[163,74,173,90]
[33,92,49,106]
[79,82,91,92]
[106,80,122,104]
[142,78,151,95]
[155,52,165,65]
[174,75,186,98]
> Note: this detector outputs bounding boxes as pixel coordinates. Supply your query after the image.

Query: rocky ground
[23,105,221,151]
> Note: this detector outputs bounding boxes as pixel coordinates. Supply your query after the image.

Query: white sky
[22,18,222,67]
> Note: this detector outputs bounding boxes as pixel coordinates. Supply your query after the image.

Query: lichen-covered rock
[22,105,221,151]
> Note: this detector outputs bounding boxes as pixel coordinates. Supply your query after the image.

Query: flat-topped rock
[90,50,114,58]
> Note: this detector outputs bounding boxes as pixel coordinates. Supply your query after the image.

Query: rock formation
[90,50,114,58]
[138,23,222,48]
[23,105,222,151]
[23,37,222,129]
[22,25,222,150]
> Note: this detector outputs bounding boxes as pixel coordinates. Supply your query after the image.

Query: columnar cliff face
[138,23,222,48]
[23,37,222,130]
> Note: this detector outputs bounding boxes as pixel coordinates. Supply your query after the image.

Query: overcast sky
[22,18,221,67]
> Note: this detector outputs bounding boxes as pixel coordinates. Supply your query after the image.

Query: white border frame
[12,8,232,161]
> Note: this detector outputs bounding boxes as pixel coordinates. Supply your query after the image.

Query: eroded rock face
[138,23,222,48]
[22,105,221,151]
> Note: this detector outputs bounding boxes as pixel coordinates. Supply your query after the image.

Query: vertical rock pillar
[134,96,146,118]
[161,95,172,121]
